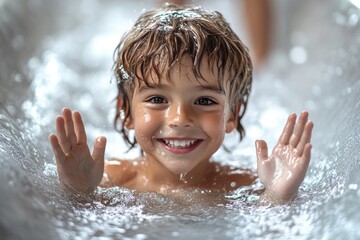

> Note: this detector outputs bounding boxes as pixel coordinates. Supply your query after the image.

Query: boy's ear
[225,101,240,133]
[117,97,134,129]
[124,113,134,130]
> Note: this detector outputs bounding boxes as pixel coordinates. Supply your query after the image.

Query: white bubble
[289,46,307,64]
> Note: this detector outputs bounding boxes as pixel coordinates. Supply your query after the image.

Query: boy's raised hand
[49,108,107,193]
[256,111,313,203]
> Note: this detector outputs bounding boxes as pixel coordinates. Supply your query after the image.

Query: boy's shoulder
[207,162,256,191]
[102,157,142,187]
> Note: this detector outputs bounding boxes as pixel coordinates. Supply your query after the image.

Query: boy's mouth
[157,138,202,153]
[162,139,198,148]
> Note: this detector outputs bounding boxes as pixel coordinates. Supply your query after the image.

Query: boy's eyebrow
[137,84,170,93]
[136,83,224,94]
[195,85,224,94]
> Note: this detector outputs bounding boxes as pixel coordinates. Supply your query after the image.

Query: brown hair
[113,4,252,149]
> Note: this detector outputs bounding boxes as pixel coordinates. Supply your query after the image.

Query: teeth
[163,139,197,148]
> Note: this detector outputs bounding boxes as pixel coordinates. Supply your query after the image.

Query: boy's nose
[167,103,193,128]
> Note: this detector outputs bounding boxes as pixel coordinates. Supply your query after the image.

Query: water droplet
[179,173,188,183]
[349,184,358,190]
[144,113,151,122]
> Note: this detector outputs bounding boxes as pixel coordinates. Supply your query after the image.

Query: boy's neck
[142,155,214,189]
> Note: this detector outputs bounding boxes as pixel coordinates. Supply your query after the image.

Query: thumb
[255,140,268,163]
[92,136,107,164]
[256,140,270,185]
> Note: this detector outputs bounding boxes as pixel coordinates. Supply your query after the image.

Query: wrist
[60,181,95,202]
[260,189,297,205]
[59,177,96,195]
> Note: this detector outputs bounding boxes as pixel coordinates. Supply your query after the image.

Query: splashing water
[1,0,360,239]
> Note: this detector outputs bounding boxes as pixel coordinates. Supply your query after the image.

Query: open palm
[49,108,107,193]
[256,111,313,202]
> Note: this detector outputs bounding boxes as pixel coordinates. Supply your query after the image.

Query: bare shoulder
[101,157,143,187]
[209,162,256,191]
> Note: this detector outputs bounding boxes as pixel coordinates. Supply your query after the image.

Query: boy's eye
[147,96,167,104]
[195,97,216,105]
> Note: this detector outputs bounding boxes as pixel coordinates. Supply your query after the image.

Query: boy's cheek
[133,107,154,123]
[200,112,227,129]
[198,112,227,141]
[133,110,162,133]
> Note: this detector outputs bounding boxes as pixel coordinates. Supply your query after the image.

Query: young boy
[49,4,313,204]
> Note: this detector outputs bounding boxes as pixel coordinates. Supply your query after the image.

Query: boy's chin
[167,166,192,176]
[163,161,197,176]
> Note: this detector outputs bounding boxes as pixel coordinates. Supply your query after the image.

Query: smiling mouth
[157,139,202,153]
[162,139,199,148]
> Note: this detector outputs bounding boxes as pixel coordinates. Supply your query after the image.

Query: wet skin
[49,57,313,203]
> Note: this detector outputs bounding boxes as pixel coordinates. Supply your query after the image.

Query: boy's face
[127,56,236,176]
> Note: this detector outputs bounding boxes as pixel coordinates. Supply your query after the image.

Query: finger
[63,108,77,147]
[297,120,314,156]
[73,111,87,144]
[278,113,296,145]
[302,143,312,167]
[299,143,312,177]
[255,140,268,162]
[92,136,107,164]
[289,111,309,147]
[255,140,271,186]
[56,115,71,154]
[49,134,65,163]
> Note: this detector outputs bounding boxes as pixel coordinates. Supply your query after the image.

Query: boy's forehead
[135,54,221,87]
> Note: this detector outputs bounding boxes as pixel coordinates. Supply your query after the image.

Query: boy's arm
[256,111,313,204]
[49,108,107,194]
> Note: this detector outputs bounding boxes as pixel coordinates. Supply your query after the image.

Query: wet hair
[113,4,252,149]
